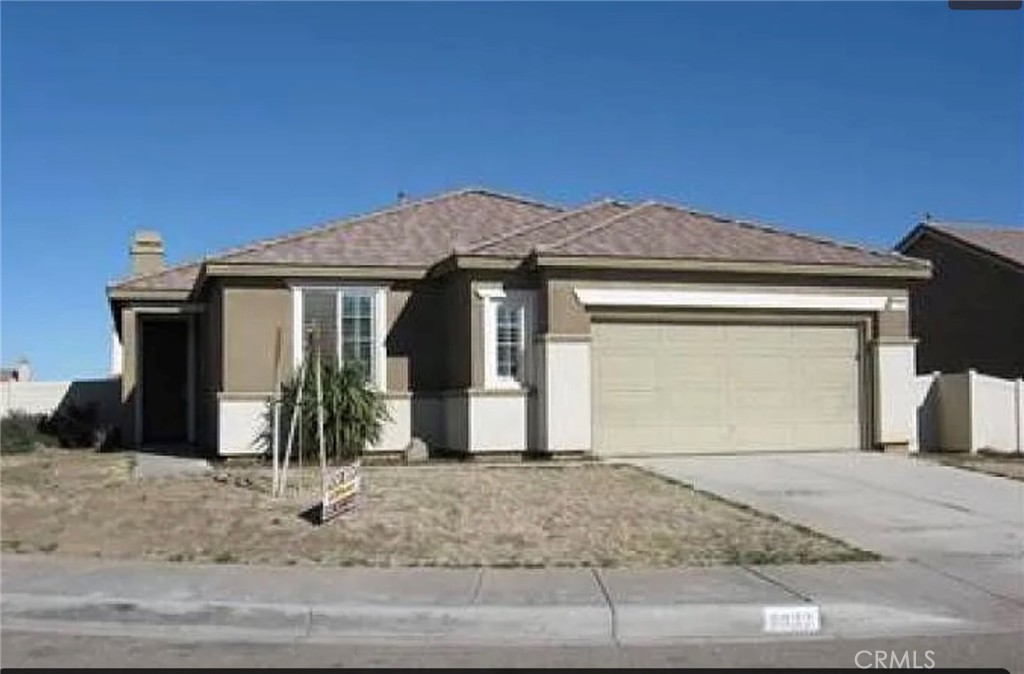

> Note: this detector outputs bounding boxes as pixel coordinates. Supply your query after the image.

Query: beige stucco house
[896,221,1024,380]
[107,188,931,458]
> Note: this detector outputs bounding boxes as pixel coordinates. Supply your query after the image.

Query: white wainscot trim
[218,398,268,456]
[468,390,528,452]
[573,288,890,312]
[539,339,591,452]
[874,341,916,447]
[371,396,411,452]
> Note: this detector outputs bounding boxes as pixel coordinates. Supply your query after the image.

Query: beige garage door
[592,322,862,455]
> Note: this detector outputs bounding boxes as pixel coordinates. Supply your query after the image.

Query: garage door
[592,322,862,455]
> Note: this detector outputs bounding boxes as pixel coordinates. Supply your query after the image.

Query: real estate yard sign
[322,462,361,522]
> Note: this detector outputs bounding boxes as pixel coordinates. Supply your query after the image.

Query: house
[106,188,931,457]
[0,358,32,383]
[896,221,1024,379]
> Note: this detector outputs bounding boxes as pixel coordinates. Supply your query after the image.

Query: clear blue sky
[2,2,1021,380]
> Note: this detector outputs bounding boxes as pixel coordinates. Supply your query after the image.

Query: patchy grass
[930,452,1024,482]
[1,448,874,567]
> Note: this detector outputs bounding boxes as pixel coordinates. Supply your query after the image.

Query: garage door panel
[593,321,861,455]
[732,425,792,451]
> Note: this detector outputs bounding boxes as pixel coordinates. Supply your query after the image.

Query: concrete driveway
[626,452,1024,601]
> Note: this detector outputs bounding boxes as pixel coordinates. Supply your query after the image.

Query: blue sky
[2,1,1021,380]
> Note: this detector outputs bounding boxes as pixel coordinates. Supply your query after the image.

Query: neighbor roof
[109,187,927,296]
[906,222,1024,270]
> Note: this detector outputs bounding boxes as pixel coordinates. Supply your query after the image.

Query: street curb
[1,592,989,646]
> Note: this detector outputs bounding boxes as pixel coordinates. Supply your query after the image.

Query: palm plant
[262,356,390,465]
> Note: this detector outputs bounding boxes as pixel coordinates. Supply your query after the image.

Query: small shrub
[1,412,49,454]
[261,357,390,465]
[42,403,97,448]
[39,403,118,449]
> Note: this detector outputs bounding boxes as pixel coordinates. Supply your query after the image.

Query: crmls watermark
[855,650,937,669]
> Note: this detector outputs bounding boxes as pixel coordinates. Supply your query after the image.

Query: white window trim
[291,283,387,391]
[478,287,535,390]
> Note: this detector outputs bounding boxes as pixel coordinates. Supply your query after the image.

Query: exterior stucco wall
[902,233,1024,378]
[119,306,138,444]
[442,272,474,390]
[221,281,293,394]
[199,284,223,449]
[387,282,446,393]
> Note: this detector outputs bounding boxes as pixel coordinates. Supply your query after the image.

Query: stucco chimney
[130,230,165,275]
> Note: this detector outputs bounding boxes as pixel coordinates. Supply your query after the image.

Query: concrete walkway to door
[625,452,1024,602]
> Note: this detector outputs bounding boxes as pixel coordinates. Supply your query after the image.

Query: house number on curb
[762,605,822,634]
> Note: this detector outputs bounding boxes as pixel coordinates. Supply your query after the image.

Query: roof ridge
[463,199,622,254]
[107,258,203,290]
[458,186,565,213]
[537,202,657,253]
[209,188,485,266]
[929,220,1024,233]
[653,201,927,268]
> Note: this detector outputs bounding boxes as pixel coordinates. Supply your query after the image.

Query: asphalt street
[3,629,1022,670]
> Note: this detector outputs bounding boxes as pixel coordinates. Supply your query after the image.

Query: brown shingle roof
[110,188,927,295]
[112,262,202,292]
[540,202,923,269]
[928,222,1024,268]
[109,189,560,293]
[216,189,559,267]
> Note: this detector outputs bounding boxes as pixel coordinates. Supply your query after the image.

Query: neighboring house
[896,221,1024,379]
[107,188,930,458]
[0,358,32,383]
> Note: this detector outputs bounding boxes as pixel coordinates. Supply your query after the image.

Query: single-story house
[896,221,1024,379]
[107,188,931,457]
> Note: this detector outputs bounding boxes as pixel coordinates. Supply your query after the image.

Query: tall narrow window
[496,302,522,380]
[342,293,374,379]
[301,289,337,363]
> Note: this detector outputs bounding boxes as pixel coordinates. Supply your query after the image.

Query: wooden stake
[316,337,327,509]
[271,327,282,497]
[279,359,304,497]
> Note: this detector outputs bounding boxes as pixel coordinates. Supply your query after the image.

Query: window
[301,289,338,363]
[341,294,374,378]
[481,288,534,389]
[294,286,385,388]
[496,302,522,379]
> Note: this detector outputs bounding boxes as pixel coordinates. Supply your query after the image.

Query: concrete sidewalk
[3,555,1021,646]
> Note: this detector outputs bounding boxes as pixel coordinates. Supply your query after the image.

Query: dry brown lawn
[933,452,1024,481]
[1,448,874,567]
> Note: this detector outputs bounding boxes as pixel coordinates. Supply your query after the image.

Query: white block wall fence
[0,378,121,423]
[914,370,1024,454]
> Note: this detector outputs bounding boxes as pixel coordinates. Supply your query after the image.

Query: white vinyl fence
[0,378,121,425]
[914,370,1024,454]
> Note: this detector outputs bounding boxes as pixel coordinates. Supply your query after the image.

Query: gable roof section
[109,189,560,294]
[214,189,559,267]
[901,222,1024,271]
[538,202,924,270]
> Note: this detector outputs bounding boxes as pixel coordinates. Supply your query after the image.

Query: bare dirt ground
[1,448,873,567]
[932,452,1024,481]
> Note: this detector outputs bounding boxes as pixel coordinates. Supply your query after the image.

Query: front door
[141,319,189,444]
